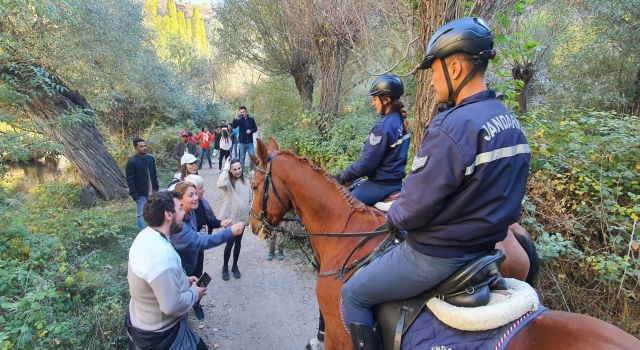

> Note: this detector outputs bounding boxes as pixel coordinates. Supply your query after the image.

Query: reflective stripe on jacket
[387,90,530,258]
[342,111,410,183]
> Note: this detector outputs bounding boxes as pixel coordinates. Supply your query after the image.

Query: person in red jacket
[195,126,214,170]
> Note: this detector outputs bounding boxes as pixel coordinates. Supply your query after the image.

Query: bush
[0,182,135,349]
[520,108,639,335]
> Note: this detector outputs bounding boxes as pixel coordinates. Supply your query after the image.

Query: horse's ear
[255,138,269,166]
[268,137,279,151]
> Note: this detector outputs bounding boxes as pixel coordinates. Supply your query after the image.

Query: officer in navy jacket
[340,17,531,350]
[335,74,410,206]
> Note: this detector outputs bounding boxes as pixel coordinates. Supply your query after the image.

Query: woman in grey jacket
[217,158,252,280]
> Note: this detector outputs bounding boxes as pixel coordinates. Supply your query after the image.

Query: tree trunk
[292,70,314,111]
[317,41,349,118]
[632,68,640,116]
[412,0,463,152]
[27,88,129,201]
[513,61,535,114]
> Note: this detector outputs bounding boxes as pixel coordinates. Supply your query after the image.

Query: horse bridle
[249,152,396,281]
[249,153,289,236]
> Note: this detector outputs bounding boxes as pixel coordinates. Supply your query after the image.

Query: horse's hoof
[305,338,324,350]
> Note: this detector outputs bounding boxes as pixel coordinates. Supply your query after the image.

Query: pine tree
[192,8,209,55]
[143,0,158,19]
[177,11,187,42]
[166,0,179,35]
[185,15,193,43]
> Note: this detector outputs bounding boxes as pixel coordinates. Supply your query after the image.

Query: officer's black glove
[332,172,347,185]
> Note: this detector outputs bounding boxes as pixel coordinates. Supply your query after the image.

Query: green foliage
[0,0,218,160]
[521,108,639,289]
[484,0,541,109]
[540,0,640,112]
[0,182,134,349]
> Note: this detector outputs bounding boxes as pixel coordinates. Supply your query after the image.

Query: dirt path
[196,167,318,350]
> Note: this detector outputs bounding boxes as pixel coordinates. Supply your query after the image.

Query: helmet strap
[378,96,390,116]
[440,57,481,109]
[440,58,455,109]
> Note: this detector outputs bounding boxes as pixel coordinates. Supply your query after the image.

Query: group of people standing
[124,105,283,349]
[170,105,259,175]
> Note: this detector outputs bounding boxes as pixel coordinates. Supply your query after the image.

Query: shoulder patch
[369,133,382,146]
[411,155,429,172]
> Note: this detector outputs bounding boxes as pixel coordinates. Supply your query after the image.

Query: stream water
[3,156,70,193]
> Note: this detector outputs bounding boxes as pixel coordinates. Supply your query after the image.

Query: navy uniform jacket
[387,90,530,258]
[342,111,410,183]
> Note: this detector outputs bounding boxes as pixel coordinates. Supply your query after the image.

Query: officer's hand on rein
[332,172,347,185]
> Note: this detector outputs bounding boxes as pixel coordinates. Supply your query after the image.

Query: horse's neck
[277,155,384,262]
[278,161,354,233]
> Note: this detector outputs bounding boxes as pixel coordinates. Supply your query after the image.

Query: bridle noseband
[250,154,288,236]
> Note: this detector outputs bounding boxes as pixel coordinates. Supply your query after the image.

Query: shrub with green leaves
[522,108,639,291]
[0,183,134,349]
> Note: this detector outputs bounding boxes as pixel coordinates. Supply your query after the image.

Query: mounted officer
[340,17,531,349]
[334,73,410,206]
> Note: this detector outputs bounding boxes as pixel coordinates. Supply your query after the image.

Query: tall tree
[412,0,464,151]
[217,0,316,110]
[144,0,158,18]
[412,0,520,150]
[192,8,209,55]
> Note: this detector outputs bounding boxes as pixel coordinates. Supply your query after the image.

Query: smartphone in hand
[196,272,211,287]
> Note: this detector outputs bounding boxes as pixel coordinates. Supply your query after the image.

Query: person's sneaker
[221,266,229,281]
[192,303,205,321]
[277,250,285,260]
[267,251,274,261]
[231,266,241,279]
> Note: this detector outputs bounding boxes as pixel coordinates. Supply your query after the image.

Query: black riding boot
[348,322,381,350]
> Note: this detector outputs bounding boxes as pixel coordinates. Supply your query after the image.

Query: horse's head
[249,137,293,237]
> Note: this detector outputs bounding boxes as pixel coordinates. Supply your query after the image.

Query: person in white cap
[168,152,198,190]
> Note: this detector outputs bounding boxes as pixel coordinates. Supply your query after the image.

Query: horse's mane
[278,150,373,214]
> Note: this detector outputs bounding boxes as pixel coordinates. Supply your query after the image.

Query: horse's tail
[512,226,540,286]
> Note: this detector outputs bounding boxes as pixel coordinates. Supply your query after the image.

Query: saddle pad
[426,278,539,332]
[402,305,547,350]
[374,201,393,212]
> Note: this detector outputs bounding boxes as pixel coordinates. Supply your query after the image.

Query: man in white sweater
[126,190,209,349]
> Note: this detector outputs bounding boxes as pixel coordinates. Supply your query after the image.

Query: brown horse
[249,138,640,350]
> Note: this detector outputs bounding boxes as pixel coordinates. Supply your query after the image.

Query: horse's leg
[316,279,351,350]
[495,225,530,282]
[507,310,640,349]
[509,223,540,285]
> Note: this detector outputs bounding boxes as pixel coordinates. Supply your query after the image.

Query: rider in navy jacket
[341,18,531,350]
[387,89,529,258]
[336,74,410,206]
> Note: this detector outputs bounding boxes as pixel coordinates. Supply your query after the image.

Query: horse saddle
[373,192,400,212]
[375,249,525,350]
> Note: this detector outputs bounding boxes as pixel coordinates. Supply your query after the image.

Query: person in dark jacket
[340,17,531,349]
[126,138,159,230]
[334,74,410,206]
[231,106,258,173]
[173,130,197,167]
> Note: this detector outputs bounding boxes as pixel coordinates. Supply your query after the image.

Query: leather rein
[249,153,394,281]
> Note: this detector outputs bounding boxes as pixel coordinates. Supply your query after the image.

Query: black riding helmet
[418,17,496,109]
[369,74,404,116]
[419,17,495,70]
[369,74,404,99]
